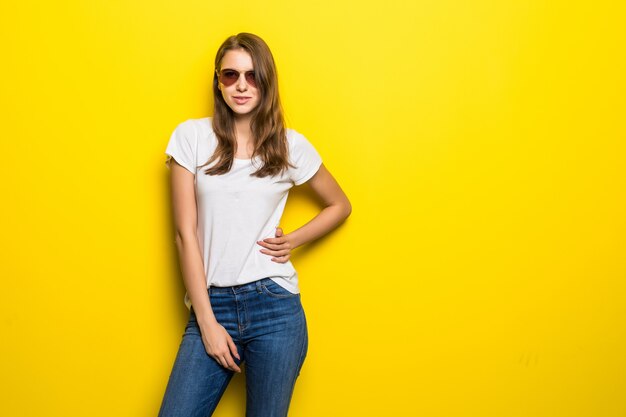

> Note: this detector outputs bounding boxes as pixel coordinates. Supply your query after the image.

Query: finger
[261,248,291,257]
[272,253,291,263]
[259,237,286,246]
[213,355,225,368]
[258,242,286,250]
[227,336,241,361]
[257,238,288,249]
[223,353,241,373]
[275,227,283,237]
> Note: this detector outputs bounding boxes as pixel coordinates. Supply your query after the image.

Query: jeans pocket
[261,280,300,299]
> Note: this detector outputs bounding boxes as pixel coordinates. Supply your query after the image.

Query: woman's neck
[234,115,252,137]
[234,116,254,157]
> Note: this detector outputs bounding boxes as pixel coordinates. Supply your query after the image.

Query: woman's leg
[242,279,309,417]
[158,294,243,417]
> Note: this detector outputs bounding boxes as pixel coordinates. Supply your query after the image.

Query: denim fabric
[158,278,308,417]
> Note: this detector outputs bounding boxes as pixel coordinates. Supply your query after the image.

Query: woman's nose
[236,74,248,90]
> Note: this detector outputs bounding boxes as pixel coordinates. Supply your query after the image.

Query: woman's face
[217,48,260,119]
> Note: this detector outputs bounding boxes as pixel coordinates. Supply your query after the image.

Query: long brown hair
[200,33,294,178]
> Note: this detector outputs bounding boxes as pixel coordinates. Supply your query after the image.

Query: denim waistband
[208,277,274,294]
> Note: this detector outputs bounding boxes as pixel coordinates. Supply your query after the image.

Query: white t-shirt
[165,117,322,309]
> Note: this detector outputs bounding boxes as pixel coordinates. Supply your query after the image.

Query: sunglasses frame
[216,68,258,88]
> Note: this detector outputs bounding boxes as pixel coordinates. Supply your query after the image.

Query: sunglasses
[216,69,258,88]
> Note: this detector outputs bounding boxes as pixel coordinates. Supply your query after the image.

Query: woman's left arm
[257,164,352,262]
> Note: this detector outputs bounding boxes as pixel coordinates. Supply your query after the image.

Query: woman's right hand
[199,320,242,373]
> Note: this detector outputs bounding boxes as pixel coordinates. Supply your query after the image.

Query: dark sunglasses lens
[219,70,239,86]
[245,72,257,87]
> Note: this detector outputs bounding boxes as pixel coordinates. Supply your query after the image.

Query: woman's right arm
[169,160,241,372]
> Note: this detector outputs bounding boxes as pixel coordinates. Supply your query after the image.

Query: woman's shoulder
[187,116,213,133]
[172,116,213,137]
[285,127,321,164]
[171,117,216,162]
[285,127,313,149]
[181,117,216,145]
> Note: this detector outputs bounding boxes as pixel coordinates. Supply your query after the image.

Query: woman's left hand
[257,227,293,263]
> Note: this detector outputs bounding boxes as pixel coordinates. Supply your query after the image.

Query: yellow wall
[1,1,625,416]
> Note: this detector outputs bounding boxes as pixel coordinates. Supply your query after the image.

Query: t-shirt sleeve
[289,132,323,185]
[165,120,198,174]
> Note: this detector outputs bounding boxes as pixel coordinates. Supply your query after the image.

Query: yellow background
[1,1,625,416]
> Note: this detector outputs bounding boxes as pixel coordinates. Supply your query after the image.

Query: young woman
[158,33,351,417]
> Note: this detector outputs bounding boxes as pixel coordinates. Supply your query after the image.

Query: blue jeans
[158,278,308,417]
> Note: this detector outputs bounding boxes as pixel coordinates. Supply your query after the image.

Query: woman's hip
[189,277,306,341]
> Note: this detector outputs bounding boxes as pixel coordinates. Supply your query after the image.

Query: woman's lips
[233,97,251,104]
